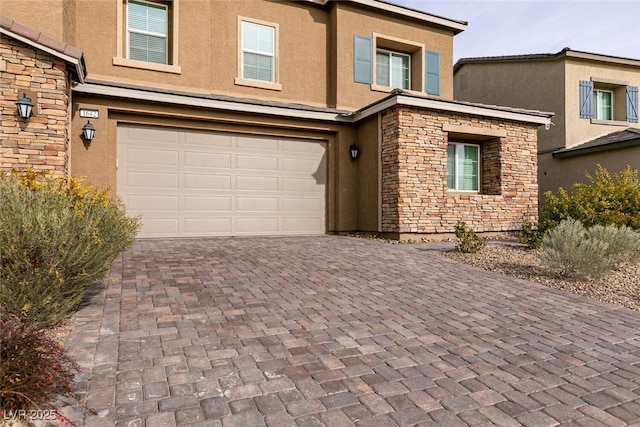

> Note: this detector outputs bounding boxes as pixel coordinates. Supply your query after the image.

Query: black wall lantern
[82,120,96,143]
[16,93,34,123]
[349,144,359,160]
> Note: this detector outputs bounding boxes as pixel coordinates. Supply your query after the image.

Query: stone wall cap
[0,15,86,82]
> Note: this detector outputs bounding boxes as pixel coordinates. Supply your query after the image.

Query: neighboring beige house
[454,48,640,203]
[1,0,551,239]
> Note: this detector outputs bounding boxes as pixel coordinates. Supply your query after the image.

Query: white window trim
[375,49,411,90]
[235,16,282,91]
[447,142,480,193]
[114,0,181,74]
[371,33,424,93]
[594,89,613,121]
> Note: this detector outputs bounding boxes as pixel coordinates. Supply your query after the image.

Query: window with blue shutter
[579,80,594,119]
[354,35,372,84]
[425,51,440,95]
[627,86,639,123]
[127,0,168,64]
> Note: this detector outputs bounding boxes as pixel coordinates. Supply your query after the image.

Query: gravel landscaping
[442,241,640,312]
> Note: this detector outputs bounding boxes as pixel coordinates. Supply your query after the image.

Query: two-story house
[2,0,552,239]
[454,48,640,203]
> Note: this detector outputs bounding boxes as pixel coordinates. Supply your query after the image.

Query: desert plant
[541,165,640,231]
[517,221,544,249]
[540,218,640,279]
[0,170,140,327]
[0,311,79,424]
[454,221,486,253]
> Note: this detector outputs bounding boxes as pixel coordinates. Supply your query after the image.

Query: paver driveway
[63,236,640,426]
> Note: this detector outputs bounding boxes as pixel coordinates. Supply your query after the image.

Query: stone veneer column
[0,34,70,174]
[380,106,539,235]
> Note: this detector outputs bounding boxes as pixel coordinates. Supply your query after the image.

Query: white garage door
[117,124,327,237]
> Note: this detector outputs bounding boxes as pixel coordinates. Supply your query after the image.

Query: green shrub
[0,170,140,327]
[454,221,486,253]
[540,218,640,279]
[517,221,544,249]
[0,310,79,423]
[541,165,640,231]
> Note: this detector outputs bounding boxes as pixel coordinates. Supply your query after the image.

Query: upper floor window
[353,34,440,96]
[114,0,181,74]
[447,143,479,192]
[579,80,638,123]
[236,18,281,90]
[376,49,410,90]
[127,0,168,64]
[594,90,613,121]
[241,21,275,82]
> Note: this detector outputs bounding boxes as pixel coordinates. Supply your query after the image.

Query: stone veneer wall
[381,106,539,235]
[0,34,69,174]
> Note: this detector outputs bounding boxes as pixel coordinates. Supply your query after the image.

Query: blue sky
[393,0,640,62]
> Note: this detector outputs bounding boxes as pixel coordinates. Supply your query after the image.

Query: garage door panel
[127,195,179,211]
[236,197,279,212]
[235,218,279,234]
[118,125,326,237]
[235,155,279,171]
[282,177,323,192]
[184,151,231,168]
[140,218,180,236]
[184,132,232,147]
[236,176,279,191]
[184,174,232,190]
[125,126,179,142]
[282,217,324,233]
[184,218,232,234]
[125,171,179,189]
[126,148,179,166]
[184,196,232,211]
[282,157,326,174]
[236,136,279,151]
[282,198,323,212]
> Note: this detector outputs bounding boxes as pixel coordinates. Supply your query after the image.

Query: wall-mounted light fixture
[349,144,359,160]
[16,93,34,123]
[82,120,96,143]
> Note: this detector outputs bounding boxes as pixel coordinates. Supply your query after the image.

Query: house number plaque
[79,108,99,119]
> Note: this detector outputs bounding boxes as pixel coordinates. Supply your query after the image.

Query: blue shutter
[579,80,594,119]
[425,50,440,95]
[354,35,372,84]
[626,86,639,123]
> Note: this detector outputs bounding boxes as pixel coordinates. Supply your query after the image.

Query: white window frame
[235,17,282,91]
[447,142,480,192]
[113,0,181,74]
[376,49,410,90]
[594,89,613,121]
[126,0,168,64]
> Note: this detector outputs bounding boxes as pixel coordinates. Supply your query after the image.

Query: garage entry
[117,124,327,238]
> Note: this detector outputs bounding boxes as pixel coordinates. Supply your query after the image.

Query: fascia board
[73,82,350,122]
[353,95,553,126]
[349,0,467,34]
[0,27,85,83]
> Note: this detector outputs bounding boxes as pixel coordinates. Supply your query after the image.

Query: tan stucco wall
[564,58,640,148]
[455,60,564,154]
[455,55,640,203]
[333,2,454,110]
[540,149,640,199]
[355,115,380,232]
[4,0,456,111]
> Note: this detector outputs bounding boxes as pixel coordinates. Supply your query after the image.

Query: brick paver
[62,236,640,425]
